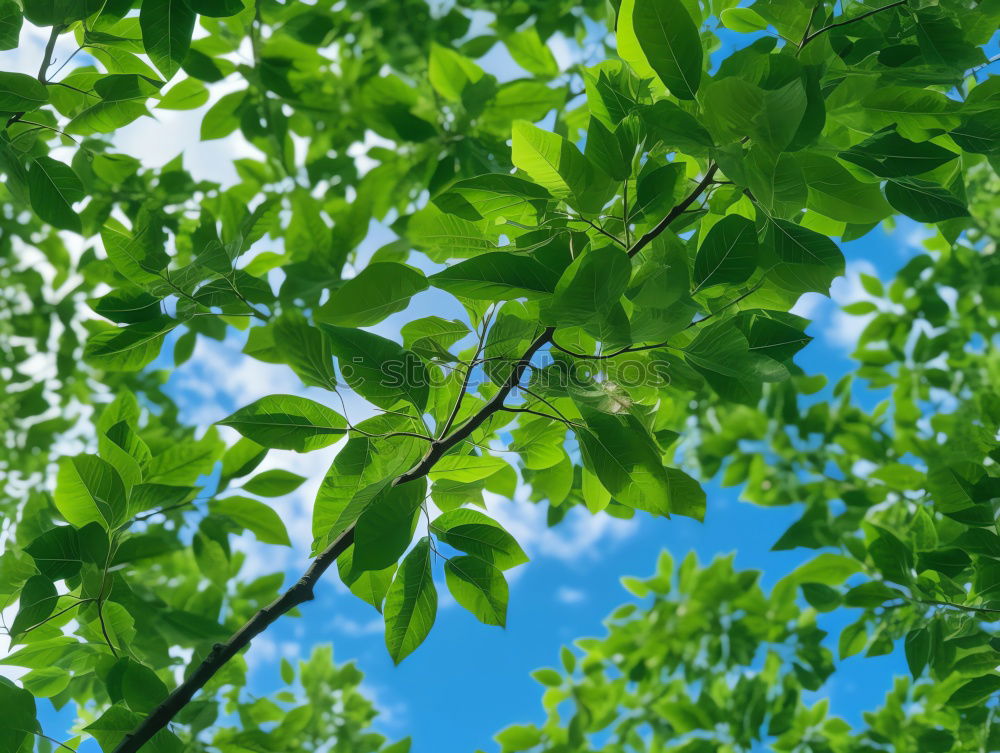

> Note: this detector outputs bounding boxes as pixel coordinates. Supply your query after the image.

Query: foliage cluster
[0,0,997,750]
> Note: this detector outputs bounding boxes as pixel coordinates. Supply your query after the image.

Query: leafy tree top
[0,0,997,751]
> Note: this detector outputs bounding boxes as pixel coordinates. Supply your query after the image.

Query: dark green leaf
[217,394,348,452]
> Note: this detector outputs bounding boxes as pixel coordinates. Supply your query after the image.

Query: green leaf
[272,312,338,390]
[0,676,36,753]
[700,77,764,145]
[950,111,1000,155]
[639,100,715,153]
[720,7,769,32]
[904,627,930,679]
[434,173,550,223]
[83,318,176,371]
[948,675,1000,708]
[428,42,484,101]
[511,120,614,214]
[432,509,527,570]
[384,537,437,664]
[693,215,758,291]
[92,288,162,324]
[884,178,969,222]
[861,86,961,140]
[321,325,430,412]
[209,496,291,546]
[430,454,510,483]
[27,156,84,232]
[0,71,48,110]
[745,147,806,219]
[337,546,395,612]
[547,245,631,326]
[54,454,128,530]
[401,316,469,361]
[101,216,170,287]
[352,479,426,573]
[839,128,957,178]
[316,263,428,327]
[140,0,196,80]
[0,3,23,50]
[241,469,306,497]
[445,556,508,626]
[532,668,563,687]
[218,395,347,452]
[311,414,428,552]
[495,724,542,752]
[573,407,671,516]
[185,0,244,17]
[10,575,58,639]
[764,219,845,296]
[408,204,497,260]
[797,153,892,224]
[504,28,558,76]
[786,553,862,585]
[623,0,701,99]
[157,77,209,109]
[429,253,560,300]
[25,526,81,581]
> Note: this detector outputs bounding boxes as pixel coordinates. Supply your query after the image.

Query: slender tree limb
[799,0,907,49]
[500,405,581,427]
[627,164,718,258]
[566,215,626,248]
[113,162,720,751]
[439,308,493,438]
[6,25,63,128]
[111,328,554,753]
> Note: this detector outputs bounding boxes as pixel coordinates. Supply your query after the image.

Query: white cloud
[555,586,586,604]
[331,615,383,637]
[486,490,638,566]
[824,260,882,352]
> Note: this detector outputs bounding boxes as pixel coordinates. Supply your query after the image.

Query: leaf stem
[799,0,908,50]
[627,163,718,258]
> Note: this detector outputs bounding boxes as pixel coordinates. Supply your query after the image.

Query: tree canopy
[0,0,998,751]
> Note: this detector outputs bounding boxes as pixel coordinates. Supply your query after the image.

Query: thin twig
[439,308,493,438]
[6,25,63,128]
[799,0,907,49]
[622,180,630,248]
[627,164,718,258]
[111,159,733,752]
[500,405,581,427]
[565,215,626,248]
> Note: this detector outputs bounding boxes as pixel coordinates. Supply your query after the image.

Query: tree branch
[113,157,720,750]
[799,0,908,50]
[111,328,554,753]
[6,25,63,128]
[627,164,718,258]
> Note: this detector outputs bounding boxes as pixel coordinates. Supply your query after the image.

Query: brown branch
[6,25,63,128]
[439,308,493,438]
[112,157,720,751]
[111,326,554,753]
[799,0,907,50]
[627,163,718,258]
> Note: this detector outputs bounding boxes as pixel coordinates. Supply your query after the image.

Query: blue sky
[9,13,946,753]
